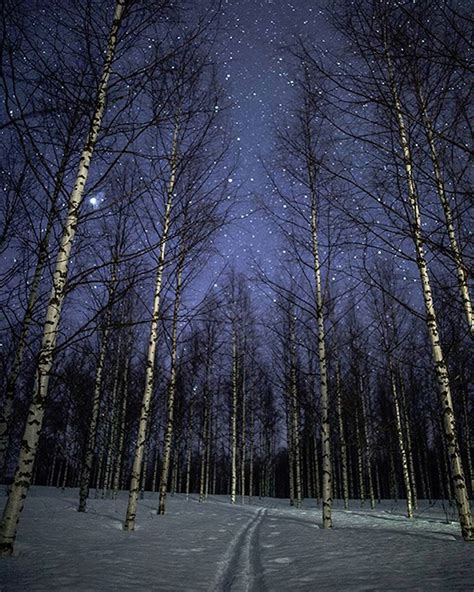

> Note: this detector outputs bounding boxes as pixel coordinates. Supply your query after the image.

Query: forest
[0,0,473,589]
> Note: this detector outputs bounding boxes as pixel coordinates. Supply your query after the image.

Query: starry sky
[208,0,331,281]
[0,0,439,333]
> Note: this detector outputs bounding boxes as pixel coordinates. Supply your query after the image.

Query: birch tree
[268,62,337,527]
[0,0,126,556]
[331,0,473,540]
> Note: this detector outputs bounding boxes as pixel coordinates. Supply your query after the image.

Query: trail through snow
[0,487,473,591]
[212,506,266,592]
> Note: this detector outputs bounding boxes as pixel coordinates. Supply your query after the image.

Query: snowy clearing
[0,487,473,591]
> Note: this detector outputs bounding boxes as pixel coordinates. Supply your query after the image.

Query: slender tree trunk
[211,445,217,495]
[0,0,126,555]
[313,434,321,504]
[112,356,129,499]
[158,252,184,515]
[310,196,332,527]
[199,399,209,503]
[375,462,381,504]
[360,379,375,510]
[355,409,366,507]
[291,379,302,509]
[78,277,116,510]
[390,370,414,518]
[185,401,194,500]
[199,359,212,504]
[286,396,296,506]
[170,446,178,495]
[416,87,474,339]
[240,365,246,505]
[336,365,349,510]
[140,436,150,500]
[386,49,473,540]
[103,351,122,498]
[124,120,179,531]
[230,327,238,504]
[205,412,212,499]
[249,407,254,503]
[289,315,302,509]
[0,156,67,475]
[400,381,417,510]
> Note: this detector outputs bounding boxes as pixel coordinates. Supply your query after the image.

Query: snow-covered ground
[1,487,473,591]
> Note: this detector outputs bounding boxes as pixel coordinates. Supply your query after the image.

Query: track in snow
[213,507,267,592]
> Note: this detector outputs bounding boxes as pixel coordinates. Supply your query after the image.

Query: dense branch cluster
[0,0,472,554]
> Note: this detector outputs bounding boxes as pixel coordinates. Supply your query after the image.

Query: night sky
[0,0,433,328]
[206,0,330,286]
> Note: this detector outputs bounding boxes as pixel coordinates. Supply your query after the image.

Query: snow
[1,487,473,591]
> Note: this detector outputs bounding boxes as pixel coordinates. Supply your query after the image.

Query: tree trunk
[336,365,349,510]
[240,364,246,505]
[313,434,321,504]
[185,402,194,500]
[310,195,332,527]
[124,119,179,531]
[230,327,238,504]
[355,409,366,507]
[0,156,67,476]
[360,379,375,510]
[416,86,474,339]
[391,370,414,518]
[0,0,125,556]
[400,381,417,510]
[158,251,184,515]
[78,274,117,511]
[386,48,473,540]
[249,407,254,503]
[112,356,129,499]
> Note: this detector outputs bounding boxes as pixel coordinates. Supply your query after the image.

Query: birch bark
[336,365,349,510]
[78,264,118,511]
[124,120,179,531]
[158,251,185,514]
[230,327,238,504]
[0,0,126,555]
[416,87,473,339]
[0,158,66,475]
[310,191,332,527]
[385,45,473,541]
[391,371,414,518]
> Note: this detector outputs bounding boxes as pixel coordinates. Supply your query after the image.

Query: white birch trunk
[400,382,417,510]
[289,317,302,509]
[416,88,473,339]
[78,271,117,510]
[185,401,194,501]
[124,120,180,530]
[249,407,254,504]
[390,371,414,519]
[386,49,473,541]
[360,379,375,510]
[240,363,246,505]
[286,393,296,506]
[230,328,238,504]
[0,0,125,555]
[310,199,332,528]
[313,434,321,504]
[0,158,67,474]
[158,253,184,514]
[336,365,349,510]
[355,409,366,506]
[112,356,129,498]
